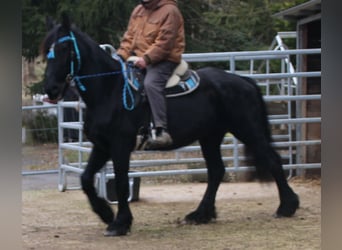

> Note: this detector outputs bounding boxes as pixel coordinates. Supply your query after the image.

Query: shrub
[23,110,58,144]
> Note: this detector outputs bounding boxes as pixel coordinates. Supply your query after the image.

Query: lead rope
[72,64,136,111]
[113,54,135,111]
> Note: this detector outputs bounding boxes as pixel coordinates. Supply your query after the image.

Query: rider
[117,0,185,148]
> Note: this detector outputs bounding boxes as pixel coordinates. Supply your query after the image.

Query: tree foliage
[22,0,307,61]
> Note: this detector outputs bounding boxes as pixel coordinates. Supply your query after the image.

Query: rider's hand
[134,57,147,69]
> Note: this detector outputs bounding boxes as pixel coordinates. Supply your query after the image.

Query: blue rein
[47,31,135,111]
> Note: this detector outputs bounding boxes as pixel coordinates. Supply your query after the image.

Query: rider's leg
[143,61,177,147]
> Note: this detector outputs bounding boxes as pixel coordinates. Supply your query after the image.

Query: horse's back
[196,67,257,89]
[194,66,270,137]
[195,67,262,106]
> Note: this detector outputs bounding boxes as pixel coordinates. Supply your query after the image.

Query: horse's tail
[241,76,276,182]
[242,76,273,143]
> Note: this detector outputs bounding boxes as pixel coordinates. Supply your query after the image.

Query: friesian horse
[42,15,299,236]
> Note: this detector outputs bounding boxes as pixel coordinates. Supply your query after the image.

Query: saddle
[126,56,200,98]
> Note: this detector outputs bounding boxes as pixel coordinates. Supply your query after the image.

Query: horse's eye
[53,43,68,58]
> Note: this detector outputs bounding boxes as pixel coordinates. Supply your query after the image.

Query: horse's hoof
[275,194,300,217]
[104,223,131,237]
[103,230,129,237]
[184,208,216,224]
[103,230,119,237]
[103,228,130,237]
[273,213,284,218]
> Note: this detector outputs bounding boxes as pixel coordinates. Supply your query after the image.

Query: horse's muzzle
[44,79,67,102]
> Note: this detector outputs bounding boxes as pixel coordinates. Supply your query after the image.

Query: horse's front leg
[104,143,133,236]
[80,146,114,224]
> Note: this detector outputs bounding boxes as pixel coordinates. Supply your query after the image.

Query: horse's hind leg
[185,134,226,224]
[80,146,114,224]
[265,146,300,217]
[242,136,299,217]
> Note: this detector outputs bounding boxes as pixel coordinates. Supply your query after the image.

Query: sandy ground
[22,177,321,250]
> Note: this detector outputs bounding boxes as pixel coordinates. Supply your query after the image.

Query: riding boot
[145,127,173,150]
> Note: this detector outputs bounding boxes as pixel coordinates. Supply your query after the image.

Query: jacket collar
[142,0,176,10]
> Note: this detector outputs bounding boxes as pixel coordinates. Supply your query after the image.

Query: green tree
[22,0,135,61]
[22,0,308,62]
[22,0,51,61]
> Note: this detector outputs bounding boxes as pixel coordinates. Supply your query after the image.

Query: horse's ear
[61,12,72,31]
[45,16,55,31]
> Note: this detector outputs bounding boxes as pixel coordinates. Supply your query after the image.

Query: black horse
[42,15,299,236]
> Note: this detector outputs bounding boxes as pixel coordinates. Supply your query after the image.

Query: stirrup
[144,131,173,150]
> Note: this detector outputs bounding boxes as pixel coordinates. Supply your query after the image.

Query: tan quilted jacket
[117,0,185,65]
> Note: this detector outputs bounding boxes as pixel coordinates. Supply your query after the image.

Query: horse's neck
[83,44,120,74]
[78,48,123,110]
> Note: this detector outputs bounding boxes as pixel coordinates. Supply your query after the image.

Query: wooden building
[274,0,321,176]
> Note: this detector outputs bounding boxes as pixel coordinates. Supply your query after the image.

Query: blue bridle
[47,31,81,77]
[46,31,135,110]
